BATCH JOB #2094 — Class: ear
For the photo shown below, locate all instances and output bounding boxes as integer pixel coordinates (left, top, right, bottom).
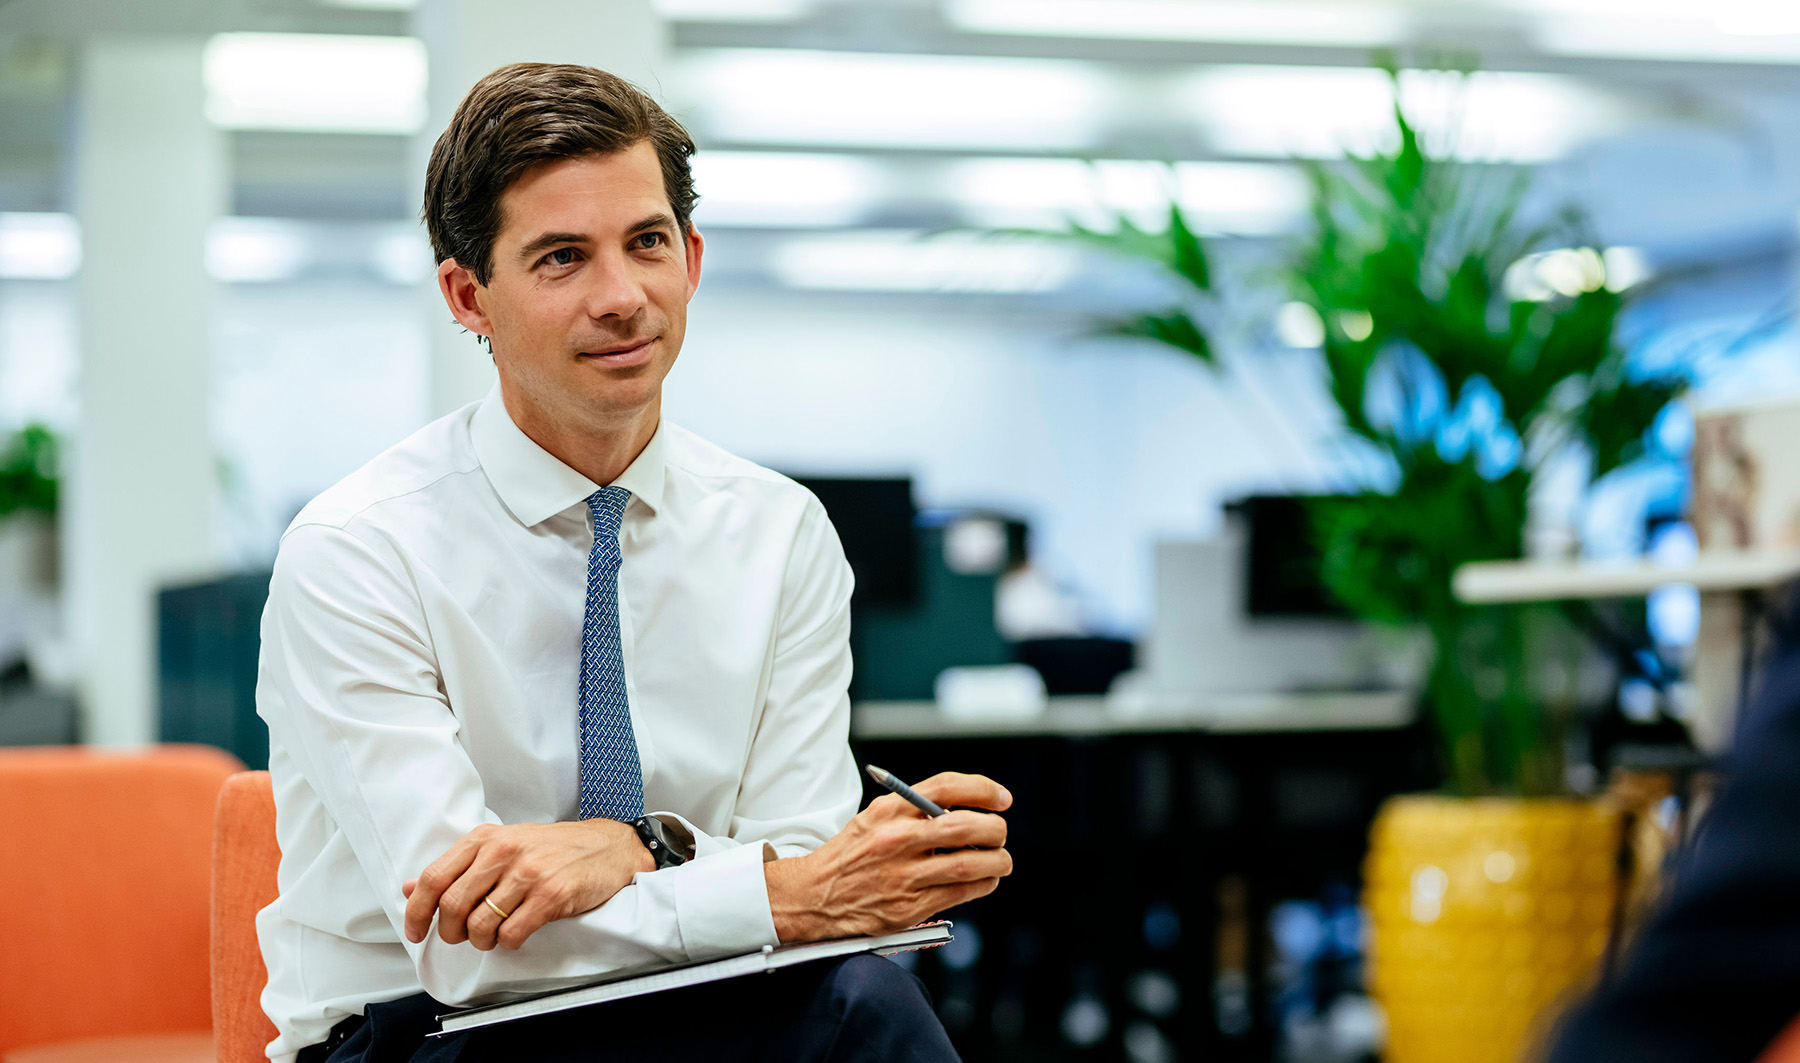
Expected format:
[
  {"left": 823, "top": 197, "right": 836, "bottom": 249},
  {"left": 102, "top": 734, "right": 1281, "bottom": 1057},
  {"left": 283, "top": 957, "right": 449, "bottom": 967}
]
[
  {"left": 683, "top": 226, "right": 705, "bottom": 301},
  {"left": 437, "top": 259, "right": 494, "bottom": 339}
]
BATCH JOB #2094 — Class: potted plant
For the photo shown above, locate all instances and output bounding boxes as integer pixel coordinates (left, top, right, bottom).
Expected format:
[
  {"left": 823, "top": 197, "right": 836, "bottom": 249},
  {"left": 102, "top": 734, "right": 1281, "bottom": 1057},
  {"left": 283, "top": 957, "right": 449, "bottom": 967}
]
[
  {"left": 0, "top": 423, "right": 60, "bottom": 595},
  {"left": 1065, "top": 70, "right": 1683, "bottom": 1062}
]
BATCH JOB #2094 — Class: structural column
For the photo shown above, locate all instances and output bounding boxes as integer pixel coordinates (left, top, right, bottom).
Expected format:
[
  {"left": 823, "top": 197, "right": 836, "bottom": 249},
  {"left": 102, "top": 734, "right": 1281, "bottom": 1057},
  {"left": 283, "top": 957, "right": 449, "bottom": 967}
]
[
  {"left": 411, "top": 0, "right": 668, "bottom": 418},
  {"left": 68, "top": 37, "right": 224, "bottom": 745}
]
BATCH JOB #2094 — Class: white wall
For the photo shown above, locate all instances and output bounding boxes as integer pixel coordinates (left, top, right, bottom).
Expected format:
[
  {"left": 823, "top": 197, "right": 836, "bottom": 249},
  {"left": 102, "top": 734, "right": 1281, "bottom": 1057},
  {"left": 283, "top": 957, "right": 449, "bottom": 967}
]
[
  {"left": 669, "top": 289, "right": 1354, "bottom": 632},
  {"left": 213, "top": 281, "right": 430, "bottom": 563}
]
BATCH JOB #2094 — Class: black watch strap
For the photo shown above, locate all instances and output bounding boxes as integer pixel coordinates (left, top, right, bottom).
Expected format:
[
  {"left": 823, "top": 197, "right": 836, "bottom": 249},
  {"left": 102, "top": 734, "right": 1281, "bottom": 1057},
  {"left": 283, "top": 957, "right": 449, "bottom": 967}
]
[{"left": 633, "top": 815, "right": 692, "bottom": 870}]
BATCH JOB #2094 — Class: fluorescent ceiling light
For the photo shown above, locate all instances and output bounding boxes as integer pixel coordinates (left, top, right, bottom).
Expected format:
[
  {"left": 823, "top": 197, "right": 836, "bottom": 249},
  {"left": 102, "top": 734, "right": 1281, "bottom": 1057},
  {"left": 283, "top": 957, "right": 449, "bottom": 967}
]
[
  {"left": 1538, "top": 20, "right": 1800, "bottom": 62},
  {"left": 1718, "top": 14, "right": 1800, "bottom": 36},
  {"left": 676, "top": 49, "right": 1110, "bottom": 151},
  {"left": 653, "top": 0, "right": 816, "bottom": 20},
  {"left": 946, "top": 0, "right": 1406, "bottom": 47},
  {"left": 690, "top": 152, "right": 888, "bottom": 227},
  {"left": 1179, "top": 66, "right": 1627, "bottom": 162},
  {"left": 770, "top": 231, "right": 1076, "bottom": 293},
  {"left": 0, "top": 213, "right": 80, "bottom": 280},
  {"left": 203, "top": 33, "right": 428, "bottom": 134},
  {"left": 1515, "top": 0, "right": 1799, "bottom": 31},
  {"left": 944, "top": 157, "right": 1308, "bottom": 235},
  {"left": 1520, "top": 0, "right": 1800, "bottom": 61},
  {"left": 314, "top": 0, "right": 418, "bottom": 9},
  {"left": 207, "top": 218, "right": 311, "bottom": 283}
]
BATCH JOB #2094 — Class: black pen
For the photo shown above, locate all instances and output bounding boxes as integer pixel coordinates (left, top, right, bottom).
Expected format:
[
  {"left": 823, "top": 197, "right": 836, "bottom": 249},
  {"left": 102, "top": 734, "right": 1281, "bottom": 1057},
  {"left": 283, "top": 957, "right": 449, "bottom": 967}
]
[{"left": 864, "top": 764, "right": 947, "bottom": 817}]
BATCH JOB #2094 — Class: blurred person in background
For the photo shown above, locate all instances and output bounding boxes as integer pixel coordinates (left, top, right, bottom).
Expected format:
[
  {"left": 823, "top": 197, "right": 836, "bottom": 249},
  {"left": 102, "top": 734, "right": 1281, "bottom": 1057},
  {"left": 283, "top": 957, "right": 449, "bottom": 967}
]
[
  {"left": 254, "top": 62, "right": 1011, "bottom": 1063},
  {"left": 1548, "top": 584, "right": 1800, "bottom": 1062}
]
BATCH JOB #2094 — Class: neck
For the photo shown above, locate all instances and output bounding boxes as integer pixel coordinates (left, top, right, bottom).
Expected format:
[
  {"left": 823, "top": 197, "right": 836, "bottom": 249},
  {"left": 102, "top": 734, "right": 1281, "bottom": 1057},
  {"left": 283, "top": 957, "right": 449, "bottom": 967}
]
[{"left": 500, "top": 388, "right": 660, "bottom": 487}]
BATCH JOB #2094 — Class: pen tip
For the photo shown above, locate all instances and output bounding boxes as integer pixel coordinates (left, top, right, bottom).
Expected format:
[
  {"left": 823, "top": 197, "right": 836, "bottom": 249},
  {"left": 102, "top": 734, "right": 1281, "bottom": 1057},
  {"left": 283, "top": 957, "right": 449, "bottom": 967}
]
[{"left": 864, "top": 763, "right": 888, "bottom": 783}]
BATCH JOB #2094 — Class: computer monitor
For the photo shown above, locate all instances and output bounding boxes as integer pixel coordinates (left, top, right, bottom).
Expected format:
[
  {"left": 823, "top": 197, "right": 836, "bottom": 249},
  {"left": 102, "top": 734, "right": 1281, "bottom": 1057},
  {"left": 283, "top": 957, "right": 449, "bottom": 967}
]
[
  {"left": 1228, "top": 495, "right": 1350, "bottom": 619},
  {"left": 789, "top": 476, "right": 919, "bottom": 609}
]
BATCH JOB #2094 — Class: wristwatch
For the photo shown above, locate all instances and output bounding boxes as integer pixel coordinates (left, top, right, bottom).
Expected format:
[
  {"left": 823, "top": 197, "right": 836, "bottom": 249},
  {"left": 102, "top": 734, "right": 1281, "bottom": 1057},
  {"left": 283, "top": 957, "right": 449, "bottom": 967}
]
[{"left": 632, "top": 814, "right": 694, "bottom": 870}]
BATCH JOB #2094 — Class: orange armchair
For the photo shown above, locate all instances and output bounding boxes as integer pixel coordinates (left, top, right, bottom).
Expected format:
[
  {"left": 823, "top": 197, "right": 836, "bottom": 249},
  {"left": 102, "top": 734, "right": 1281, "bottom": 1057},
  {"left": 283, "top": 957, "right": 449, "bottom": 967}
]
[
  {"left": 0, "top": 744, "right": 241, "bottom": 1063},
  {"left": 1761, "top": 1016, "right": 1800, "bottom": 1063},
  {"left": 210, "top": 772, "right": 280, "bottom": 1063}
]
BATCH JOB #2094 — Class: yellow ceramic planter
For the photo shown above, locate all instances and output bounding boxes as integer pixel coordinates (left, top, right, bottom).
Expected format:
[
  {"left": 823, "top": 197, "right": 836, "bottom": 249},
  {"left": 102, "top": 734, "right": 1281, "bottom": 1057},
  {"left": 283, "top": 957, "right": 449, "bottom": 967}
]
[{"left": 1365, "top": 796, "right": 1621, "bottom": 1063}]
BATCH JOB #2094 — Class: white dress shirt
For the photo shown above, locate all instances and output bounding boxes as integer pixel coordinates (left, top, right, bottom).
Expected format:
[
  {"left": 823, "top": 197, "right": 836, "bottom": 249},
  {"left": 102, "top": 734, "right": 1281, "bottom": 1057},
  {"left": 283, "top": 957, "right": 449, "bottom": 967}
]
[{"left": 254, "top": 391, "right": 861, "bottom": 1062}]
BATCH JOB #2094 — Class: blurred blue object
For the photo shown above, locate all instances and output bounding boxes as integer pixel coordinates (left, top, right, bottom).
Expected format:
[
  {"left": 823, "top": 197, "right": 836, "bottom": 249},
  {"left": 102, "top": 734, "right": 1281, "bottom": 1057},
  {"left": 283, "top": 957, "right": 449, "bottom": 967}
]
[
  {"left": 1648, "top": 583, "right": 1701, "bottom": 648},
  {"left": 1583, "top": 461, "right": 1688, "bottom": 560},
  {"left": 1271, "top": 900, "right": 1327, "bottom": 965},
  {"left": 1619, "top": 677, "right": 1661, "bottom": 723},
  {"left": 1648, "top": 521, "right": 1701, "bottom": 567},
  {"left": 1363, "top": 340, "right": 1447, "bottom": 447},
  {"left": 1141, "top": 901, "right": 1180, "bottom": 952},
  {"left": 938, "top": 919, "right": 982, "bottom": 972},
  {"left": 1651, "top": 402, "right": 1696, "bottom": 460}
]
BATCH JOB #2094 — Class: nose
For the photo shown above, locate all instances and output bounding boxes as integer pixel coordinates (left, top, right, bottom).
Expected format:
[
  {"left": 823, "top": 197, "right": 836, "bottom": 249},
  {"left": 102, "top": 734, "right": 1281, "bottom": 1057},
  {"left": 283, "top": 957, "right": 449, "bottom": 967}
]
[{"left": 580, "top": 247, "right": 648, "bottom": 322}]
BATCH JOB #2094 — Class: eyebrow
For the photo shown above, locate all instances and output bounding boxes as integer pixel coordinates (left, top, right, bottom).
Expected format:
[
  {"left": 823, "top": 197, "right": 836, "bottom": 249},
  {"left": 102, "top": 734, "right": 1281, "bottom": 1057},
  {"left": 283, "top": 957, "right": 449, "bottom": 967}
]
[
  {"left": 627, "top": 212, "right": 677, "bottom": 237},
  {"left": 515, "top": 213, "right": 679, "bottom": 264},
  {"left": 516, "top": 231, "right": 589, "bottom": 263}
]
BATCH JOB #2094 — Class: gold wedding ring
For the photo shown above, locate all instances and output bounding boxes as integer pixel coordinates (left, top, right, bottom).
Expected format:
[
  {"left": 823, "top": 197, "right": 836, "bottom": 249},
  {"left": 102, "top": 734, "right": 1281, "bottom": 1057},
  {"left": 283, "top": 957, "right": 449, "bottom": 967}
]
[{"left": 483, "top": 896, "right": 512, "bottom": 920}]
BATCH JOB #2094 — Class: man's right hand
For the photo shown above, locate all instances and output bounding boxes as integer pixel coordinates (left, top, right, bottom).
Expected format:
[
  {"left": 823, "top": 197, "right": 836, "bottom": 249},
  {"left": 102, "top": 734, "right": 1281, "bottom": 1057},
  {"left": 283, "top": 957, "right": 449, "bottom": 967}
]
[
  {"left": 402, "top": 818, "right": 653, "bottom": 952},
  {"left": 764, "top": 772, "right": 1013, "bottom": 943}
]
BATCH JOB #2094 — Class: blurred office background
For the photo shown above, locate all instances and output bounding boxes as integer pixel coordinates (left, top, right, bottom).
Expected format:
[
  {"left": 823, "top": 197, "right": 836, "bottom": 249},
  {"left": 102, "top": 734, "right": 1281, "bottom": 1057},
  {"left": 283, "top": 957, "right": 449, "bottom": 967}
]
[{"left": 5, "top": 0, "right": 1800, "bottom": 1061}]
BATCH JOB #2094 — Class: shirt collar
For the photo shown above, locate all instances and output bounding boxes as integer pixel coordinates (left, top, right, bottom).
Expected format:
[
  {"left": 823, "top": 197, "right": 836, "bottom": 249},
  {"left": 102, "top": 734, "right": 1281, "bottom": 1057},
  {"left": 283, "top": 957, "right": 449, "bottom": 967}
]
[{"left": 471, "top": 387, "right": 666, "bottom": 527}]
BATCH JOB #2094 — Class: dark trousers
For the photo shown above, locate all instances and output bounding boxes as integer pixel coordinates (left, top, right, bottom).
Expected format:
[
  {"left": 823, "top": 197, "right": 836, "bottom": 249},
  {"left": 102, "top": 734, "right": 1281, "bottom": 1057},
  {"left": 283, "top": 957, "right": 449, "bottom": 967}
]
[{"left": 298, "top": 955, "right": 960, "bottom": 1063}]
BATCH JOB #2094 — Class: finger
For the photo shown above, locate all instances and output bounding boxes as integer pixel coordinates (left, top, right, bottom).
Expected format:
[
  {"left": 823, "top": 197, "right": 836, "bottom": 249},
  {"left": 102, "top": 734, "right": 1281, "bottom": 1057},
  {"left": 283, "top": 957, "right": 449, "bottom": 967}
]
[
  {"left": 913, "top": 877, "right": 1003, "bottom": 922},
  {"left": 436, "top": 854, "right": 507, "bottom": 946},
  {"left": 405, "top": 840, "right": 480, "bottom": 944},
  {"left": 923, "top": 809, "right": 1007, "bottom": 850},
  {"left": 402, "top": 879, "right": 417, "bottom": 899},
  {"left": 466, "top": 881, "right": 525, "bottom": 952},
  {"left": 465, "top": 897, "right": 498, "bottom": 951},
  {"left": 496, "top": 893, "right": 557, "bottom": 952},
  {"left": 912, "top": 847, "right": 1013, "bottom": 889},
  {"left": 910, "top": 772, "right": 1012, "bottom": 812}
]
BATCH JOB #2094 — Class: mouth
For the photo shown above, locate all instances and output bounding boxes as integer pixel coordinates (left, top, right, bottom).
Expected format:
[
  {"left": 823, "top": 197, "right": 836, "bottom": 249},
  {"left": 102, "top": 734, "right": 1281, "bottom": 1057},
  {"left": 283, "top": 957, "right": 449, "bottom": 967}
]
[{"left": 579, "top": 338, "right": 655, "bottom": 367}]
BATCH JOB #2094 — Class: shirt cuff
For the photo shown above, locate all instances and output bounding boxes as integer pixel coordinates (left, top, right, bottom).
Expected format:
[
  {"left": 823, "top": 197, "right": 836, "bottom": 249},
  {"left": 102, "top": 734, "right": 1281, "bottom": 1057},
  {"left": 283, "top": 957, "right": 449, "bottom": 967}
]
[{"left": 655, "top": 837, "right": 779, "bottom": 961}]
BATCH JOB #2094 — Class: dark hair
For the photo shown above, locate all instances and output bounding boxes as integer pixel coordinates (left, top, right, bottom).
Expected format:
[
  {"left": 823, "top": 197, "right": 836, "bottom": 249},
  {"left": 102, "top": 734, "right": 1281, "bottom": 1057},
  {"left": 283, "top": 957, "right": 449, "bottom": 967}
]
[{"left": 423, "top": 62, "right": 698, "bottom": 286}]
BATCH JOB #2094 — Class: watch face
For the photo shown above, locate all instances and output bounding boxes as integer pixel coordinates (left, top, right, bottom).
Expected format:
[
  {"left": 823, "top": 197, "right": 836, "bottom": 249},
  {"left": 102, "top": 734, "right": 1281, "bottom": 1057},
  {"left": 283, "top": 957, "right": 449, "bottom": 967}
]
[{"left": 637, "top": 817, "right": 687, "bottom": 868}]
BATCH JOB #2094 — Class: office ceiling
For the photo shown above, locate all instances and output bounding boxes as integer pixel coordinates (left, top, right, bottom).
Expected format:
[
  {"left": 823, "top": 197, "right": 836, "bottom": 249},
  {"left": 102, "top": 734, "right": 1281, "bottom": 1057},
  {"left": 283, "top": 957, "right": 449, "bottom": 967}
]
[{"left": 2, "top": 0, "right": 1799, "bottom": 282}]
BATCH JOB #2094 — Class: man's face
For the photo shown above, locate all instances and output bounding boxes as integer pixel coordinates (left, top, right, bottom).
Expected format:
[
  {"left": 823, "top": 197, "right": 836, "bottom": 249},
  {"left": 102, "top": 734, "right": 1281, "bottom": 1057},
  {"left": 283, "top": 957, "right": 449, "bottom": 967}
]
[{"left": 459, "top": 141, "right": 703, "bottom": 436}]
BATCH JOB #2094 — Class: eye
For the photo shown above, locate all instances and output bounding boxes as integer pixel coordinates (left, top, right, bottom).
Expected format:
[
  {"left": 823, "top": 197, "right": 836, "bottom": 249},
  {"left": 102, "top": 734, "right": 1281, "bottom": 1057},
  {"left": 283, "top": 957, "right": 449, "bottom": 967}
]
[
  {"left": 632, "top": 231, "right": 667, "bottom": 250},
  {"left": 542, "top": 247, "right": 579, "bottom": 268}
]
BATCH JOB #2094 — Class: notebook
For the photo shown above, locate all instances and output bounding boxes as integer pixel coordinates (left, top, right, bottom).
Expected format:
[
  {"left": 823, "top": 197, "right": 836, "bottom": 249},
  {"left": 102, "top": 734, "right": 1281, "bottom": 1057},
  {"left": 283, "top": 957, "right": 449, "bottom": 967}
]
[{"left": 433, "top": 922, "right": 954, "bottom": 1034}]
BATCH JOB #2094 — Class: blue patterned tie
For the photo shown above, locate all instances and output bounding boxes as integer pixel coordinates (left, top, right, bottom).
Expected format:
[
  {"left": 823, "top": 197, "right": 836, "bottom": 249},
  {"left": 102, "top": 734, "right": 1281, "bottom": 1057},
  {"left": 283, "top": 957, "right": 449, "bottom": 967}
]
[{"left": 578, "top": 486, "right": 643, "bottom": 821}]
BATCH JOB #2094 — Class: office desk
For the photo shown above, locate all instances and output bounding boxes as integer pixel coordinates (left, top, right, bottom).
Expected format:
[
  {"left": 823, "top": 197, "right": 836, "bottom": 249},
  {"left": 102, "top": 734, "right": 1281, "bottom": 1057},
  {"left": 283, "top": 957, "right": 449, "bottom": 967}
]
[
  {"left": 853, "top": 690, "right": 1414, "bottom": 740},
  {"left": 850, "top": 693, "right": 1430, "bottom": 1063}
]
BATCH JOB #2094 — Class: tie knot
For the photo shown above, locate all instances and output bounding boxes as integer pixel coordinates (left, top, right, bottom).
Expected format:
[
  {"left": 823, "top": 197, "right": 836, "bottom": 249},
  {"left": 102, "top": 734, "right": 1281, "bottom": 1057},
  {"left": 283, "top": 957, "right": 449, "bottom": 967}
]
[{"left": 586, "top": 486, "right": 632, "bottom": 540}]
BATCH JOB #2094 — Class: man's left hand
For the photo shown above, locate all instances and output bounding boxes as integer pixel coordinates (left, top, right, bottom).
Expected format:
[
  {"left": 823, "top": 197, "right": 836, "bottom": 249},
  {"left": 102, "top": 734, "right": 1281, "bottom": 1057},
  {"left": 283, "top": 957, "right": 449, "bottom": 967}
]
[{"left": 401, "top": 819, "right": 653, "bottom": 951}]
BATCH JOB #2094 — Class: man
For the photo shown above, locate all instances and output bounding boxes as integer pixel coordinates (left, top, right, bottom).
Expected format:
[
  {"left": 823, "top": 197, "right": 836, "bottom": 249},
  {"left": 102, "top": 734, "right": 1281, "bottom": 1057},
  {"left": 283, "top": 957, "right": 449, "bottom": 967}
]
[
  {"left": 255, "top": 62, "right": 1012, "bottom": 1063},
  {"left": 1546, "top": 584, "right": 1800, "bottom": 1062}
]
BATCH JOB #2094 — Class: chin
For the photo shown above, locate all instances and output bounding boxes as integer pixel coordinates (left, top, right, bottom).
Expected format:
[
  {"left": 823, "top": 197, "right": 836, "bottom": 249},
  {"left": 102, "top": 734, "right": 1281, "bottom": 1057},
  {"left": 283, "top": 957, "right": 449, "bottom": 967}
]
[{"left": 572, "top": 381, "right": 660, "bottom": 421}]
